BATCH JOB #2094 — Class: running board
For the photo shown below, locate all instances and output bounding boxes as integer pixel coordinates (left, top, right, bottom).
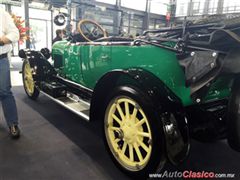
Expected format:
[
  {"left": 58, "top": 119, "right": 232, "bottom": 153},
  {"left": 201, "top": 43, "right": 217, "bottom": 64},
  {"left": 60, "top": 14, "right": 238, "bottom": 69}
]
[{"left": 41, "top": 91, "right": 90, "bottom": 121}]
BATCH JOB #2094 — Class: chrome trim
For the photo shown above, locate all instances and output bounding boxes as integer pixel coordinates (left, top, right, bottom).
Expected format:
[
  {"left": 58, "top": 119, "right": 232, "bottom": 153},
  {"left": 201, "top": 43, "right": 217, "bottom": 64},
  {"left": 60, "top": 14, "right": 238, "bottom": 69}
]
[
  {"left": 41, "top": 91, "right": 90, "bottom": 121},
  {"left": 67, "top": 92, "right": 90, "bottom": 106},
  {"left": 71, "top": 41, "right": 132, "bottom": 46}
]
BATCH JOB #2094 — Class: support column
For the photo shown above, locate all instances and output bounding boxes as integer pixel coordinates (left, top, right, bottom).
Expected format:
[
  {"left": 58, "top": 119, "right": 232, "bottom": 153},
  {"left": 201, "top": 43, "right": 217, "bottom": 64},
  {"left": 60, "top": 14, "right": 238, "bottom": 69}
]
[
  {"left": 23, "top": 0, "right": 30, "bottom": 48},
  {"left": 143, "top": 0, "right": 150, "bottom": 31},
  {"left": 203, "top": 0, "right": 210, "bottom": 15},
  {"left": 187, "top": 0, "right": 193, "bottom": 16},
  {"left": 217, "top": 0, "right": 224, "bottom": 14},
  {"left": 77, "top": 6, "right": 83, "bottom": 20},
  {"left": 5, "top": 4, "right": 11, "bottom": 13},
  {"left": 169, "top": 0, "right": 176, "bottom": 26},
  {"left": 51, "top": 9, "right": 54, "bottom": 43},
  {"left": 113, "top": 0, "right": 122, "bottom": 35},
  {"left": 66, "top": 0, "right": 72, "bottom": 37}
]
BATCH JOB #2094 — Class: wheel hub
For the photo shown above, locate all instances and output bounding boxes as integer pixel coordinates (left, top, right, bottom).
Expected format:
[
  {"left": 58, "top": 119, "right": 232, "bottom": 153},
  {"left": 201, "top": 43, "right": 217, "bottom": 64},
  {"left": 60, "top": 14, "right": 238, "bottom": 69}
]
[{"left": 122, "top": 122, "right": 138, "bottom": 144}]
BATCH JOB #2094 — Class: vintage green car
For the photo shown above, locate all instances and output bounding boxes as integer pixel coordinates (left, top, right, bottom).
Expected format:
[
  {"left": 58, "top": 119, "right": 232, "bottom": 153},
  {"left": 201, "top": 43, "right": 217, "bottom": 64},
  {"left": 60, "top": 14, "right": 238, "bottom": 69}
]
[{"left": 19, "top": 17, "right": 240, "bottom": 178}]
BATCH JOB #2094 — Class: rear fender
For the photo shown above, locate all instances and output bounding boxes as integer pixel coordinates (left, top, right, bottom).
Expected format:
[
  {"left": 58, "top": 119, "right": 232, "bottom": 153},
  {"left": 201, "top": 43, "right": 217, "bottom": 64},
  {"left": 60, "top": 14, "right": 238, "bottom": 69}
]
[{"left": 91, "top": 69, "right": 190, "bottom": 165}]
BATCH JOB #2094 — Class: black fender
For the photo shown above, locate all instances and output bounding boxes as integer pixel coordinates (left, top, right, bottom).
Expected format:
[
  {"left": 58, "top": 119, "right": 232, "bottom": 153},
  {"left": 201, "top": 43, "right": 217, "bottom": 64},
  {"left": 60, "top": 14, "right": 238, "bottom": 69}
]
[
  {"left": 90, "top": 68, "right": 190, "bottom": 165},
  {"left": 19, "top": 49, "right": 56, "bottom": 82},
  {"left": 227, "top": 76, "right": 240, "bottom": 151}
]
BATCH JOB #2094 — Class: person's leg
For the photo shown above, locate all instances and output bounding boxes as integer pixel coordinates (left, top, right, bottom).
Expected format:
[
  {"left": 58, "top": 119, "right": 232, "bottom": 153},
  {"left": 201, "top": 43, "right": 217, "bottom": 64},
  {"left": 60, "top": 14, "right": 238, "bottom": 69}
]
[{"left": 0, "top": 57, "right": 19, "bottom": 128}]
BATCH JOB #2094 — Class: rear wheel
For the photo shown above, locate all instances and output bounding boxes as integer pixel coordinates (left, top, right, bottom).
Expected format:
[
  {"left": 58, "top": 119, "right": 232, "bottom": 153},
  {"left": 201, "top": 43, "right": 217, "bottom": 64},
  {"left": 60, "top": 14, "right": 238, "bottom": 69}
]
[
  {"left": 22, "top": 60, "right": 40, "bottom": 100},
  {"left": 103, "top": 86, "right": 165, "bottom": 178}
]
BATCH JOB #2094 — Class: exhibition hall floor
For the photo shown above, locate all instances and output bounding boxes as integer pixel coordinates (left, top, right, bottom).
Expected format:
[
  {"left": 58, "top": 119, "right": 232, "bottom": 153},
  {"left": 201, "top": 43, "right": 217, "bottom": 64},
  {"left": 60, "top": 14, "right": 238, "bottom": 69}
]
[{"left": 0, "top": 57, "right": 239, "bottom": 179}]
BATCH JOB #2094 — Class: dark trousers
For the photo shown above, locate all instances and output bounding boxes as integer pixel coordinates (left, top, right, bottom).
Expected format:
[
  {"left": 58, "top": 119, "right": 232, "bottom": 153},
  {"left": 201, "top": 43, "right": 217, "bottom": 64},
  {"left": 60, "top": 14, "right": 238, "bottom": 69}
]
[{"left": 0, "top": 57, "right": 18, "bottom": 126}]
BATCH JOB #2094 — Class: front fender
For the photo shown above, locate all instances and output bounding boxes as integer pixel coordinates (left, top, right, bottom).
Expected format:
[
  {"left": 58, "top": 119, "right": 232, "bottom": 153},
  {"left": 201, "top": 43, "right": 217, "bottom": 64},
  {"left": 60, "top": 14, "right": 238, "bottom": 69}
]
[
  {"left": 91, "top": 68, "right": 190, "bottom": 165},
  {"left": 19, "top": 49, "right": 56, "bottom": 82}
]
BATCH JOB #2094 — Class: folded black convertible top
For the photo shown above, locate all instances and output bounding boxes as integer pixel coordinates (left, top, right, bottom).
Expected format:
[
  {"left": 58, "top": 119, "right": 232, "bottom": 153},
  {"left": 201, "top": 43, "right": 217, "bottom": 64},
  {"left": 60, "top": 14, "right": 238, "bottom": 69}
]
[{"left": 143, "top": 14, "right": 240, "bottom": 101}]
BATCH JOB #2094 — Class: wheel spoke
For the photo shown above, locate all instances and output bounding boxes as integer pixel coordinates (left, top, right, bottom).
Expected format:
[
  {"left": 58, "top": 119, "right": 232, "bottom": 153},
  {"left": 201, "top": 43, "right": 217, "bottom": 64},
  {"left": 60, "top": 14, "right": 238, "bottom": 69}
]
[
  {"left": 124, "top": 101, "right": 130, "bottom": 119},
  {"left": 137, "top": 138, "right": 150, "bottom": 152},
  {"left": 121, "top": 141, "right": 127, "bottom": 154},
  {"left": 114, "top": 138, "right": 121, "bottom": 144},
  {"left": 116, "top": 104, "right": 125, "bottom": 121},
  {"left": 135, "top": 118, "right": 146, "bottom": 127},
  {"left": 25, "top": 72, "right": 30, "bottom": 77},
  {"left": 133, "top": 143, "right": 143, "bottom": 162},
  {"left": 25, "top": 78, "right": 33, "bottom": 83},
  {"left": 112, "top": 114, "right": 122, "bottom": 126},
  {"left": 24, "top": 71, "right": 29, "bottom": 76},
  {"left": 109, "top": 126, "right": 120, "bottom": 131},
  {"left": 137, "top": 131, "right": 151, "bottom": 138},
  {"left": 128, "top": 144, "right": 134, "bottom": 162},
  {"left": 131, "top": 107, "right": 138, "bottom": 122},
  {"left": 24, "top": 75, "right": 29, "bottom": 79}
]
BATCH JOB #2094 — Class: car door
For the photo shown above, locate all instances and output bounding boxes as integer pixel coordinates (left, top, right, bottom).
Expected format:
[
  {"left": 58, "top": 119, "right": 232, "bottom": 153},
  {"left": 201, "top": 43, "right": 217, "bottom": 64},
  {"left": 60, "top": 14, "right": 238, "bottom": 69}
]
[
  {"left": 80, "top": 44, "right": 112, "bottom": 89},
  {"left": 63, "top": 44, "right": 84, "bottom": 84}
]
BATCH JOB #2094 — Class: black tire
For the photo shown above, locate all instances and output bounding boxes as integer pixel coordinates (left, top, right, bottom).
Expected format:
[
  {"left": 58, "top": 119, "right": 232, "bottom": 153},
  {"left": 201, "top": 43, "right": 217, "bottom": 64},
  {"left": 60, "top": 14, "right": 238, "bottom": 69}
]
[
  {"left": 103, "top": 86, "right": 166, "bottom": 179},
  {"left": 22, "top": 60, "right": 40, "bottom": 100}
]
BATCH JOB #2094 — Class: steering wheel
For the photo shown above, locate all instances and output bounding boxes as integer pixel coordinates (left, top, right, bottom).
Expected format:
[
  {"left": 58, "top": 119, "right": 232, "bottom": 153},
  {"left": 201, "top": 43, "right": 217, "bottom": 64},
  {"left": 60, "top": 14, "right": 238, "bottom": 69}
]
[{"left": 77, "top": 19, "right": 107, "bottom": 42}]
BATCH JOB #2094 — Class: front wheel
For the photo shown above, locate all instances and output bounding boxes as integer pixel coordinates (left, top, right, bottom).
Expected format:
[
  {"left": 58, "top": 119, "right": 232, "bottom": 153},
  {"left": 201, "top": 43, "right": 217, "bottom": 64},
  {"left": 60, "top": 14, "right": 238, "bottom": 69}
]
[
  {"left": 22, "top": 60, "right": 40, "bottom": 100},
  {"left": 103, "top": 86, "right": 165, "bottom": 178}
]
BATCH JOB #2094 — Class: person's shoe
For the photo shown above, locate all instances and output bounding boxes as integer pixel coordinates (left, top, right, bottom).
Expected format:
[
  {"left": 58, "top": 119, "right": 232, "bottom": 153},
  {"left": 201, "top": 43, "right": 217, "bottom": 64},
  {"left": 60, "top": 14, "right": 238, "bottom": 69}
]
[{"left": 9, "top": 124, "right": 20, "bottom": 139}]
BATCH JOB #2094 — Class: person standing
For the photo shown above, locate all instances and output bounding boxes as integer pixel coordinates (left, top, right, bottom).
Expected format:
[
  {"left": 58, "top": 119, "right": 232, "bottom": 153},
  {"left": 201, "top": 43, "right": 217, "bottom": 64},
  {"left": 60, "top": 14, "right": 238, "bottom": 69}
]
[
  {"left": 0, "top": 8, "right": 20, "bottom": 138},
  {"left": 52, "top": 29, "right": 64, "bottom": 44}
]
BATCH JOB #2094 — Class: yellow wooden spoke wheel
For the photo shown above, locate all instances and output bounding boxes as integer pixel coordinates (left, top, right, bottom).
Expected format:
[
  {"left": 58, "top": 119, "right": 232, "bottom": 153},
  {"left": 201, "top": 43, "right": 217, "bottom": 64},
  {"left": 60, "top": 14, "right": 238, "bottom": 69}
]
[
  {"left": 105, "top": 96, "right": 152, "bottom": 171},
  {"left": 104, "top": 86, "right": 166, "bottom": 177},
  {"left": 22, "top": 60, "right": 39, "bottom": 100},
  {"left": 23, "top": 61, "right": 34, "bottom": 95}
]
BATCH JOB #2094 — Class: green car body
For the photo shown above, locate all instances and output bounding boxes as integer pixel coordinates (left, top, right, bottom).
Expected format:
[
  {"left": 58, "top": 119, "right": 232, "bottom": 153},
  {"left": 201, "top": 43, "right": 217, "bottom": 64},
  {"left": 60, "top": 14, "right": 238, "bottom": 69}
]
[{"left": 52, "top": 41, "right": 233, "bottom": 107}]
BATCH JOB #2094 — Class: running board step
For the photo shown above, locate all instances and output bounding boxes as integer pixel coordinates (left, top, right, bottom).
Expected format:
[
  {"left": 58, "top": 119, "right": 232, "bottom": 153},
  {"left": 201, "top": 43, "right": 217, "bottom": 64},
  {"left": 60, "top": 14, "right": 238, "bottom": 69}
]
[{"left": 41, "top": 91, "right": 90, "bottom": 121}]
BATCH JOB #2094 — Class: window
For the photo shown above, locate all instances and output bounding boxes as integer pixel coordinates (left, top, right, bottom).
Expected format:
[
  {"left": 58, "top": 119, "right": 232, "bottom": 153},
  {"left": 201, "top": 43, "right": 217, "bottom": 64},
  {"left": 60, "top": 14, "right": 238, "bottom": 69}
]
[
  {"left": 208, "top": 0, "right": 218, "bottom": 14},
  {"left": 102, "top": 25, "right": 114, "bottom": 34},
  {"left": 155, "top": 19, "right": 165, "bottom": 29},
  {"left": 122, "top": 13, "right": 130, "bottom": 26},
  {"left": 192, "top": 1, "right": 200, "bottom": 14},
  {"left": 29, "top": 8, "right": 51, "bottom": 20},
  {"left": 96, "top": 0, "right": 116, "bottom": 5},
  {"left": 11, "top": 6, "right": 24, "bottom": 17},
  {"left": 82, "top": 6, "right": 115, "bottom": 26},
  {"left": 176, "top": 0, "right": 189, "bottom": 16},
  {"left": 149, "top": 19, "right": 155, "bottom": 29},
  {"left": 11, "top": 5, "right": 52, "bottom": 52},
  {"left": 150, "top": 0, "right": 169, "bottom": 15},
  {"left": 121, "top": 0, "right": 147, "bottom": 11},
  {"left": 130, "top": 28, "right": 142, "bottom": 36},
  {"left": 223, "top": 0, "right": 240, "bottom": 13},
  {"left": 0, "top": 4, "right": 5, "bottom": 10},
  {"left": 130, "top": 17, "right": 143, "bottom": 28}
]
